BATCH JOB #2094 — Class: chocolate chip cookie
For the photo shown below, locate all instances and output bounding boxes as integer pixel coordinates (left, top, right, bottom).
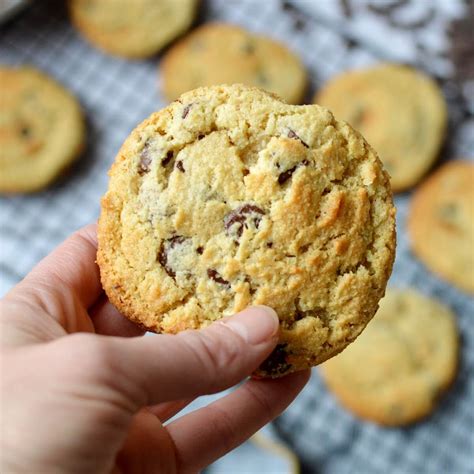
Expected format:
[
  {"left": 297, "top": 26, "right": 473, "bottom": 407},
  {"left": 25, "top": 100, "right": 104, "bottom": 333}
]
[
  {"left": 69, "top": 0, "right": 197, "bottom": 58},
  {"left": 315, "top": 64, "right": 447, "bottom": 192},
  {"left": 321, "top": 289, "right": 459, "bottom": 426},
  {"left": 408, "top": 160, "right": 474, "bottom": 293},
  {"left": 0, "top": 66, "right": 85, "bottom": 193},
  {"left": 161, "top": 23, "right": 308, "bottom": 104},
  {"left": 97, "top": 84, "right": 396, "bottom": 377}
]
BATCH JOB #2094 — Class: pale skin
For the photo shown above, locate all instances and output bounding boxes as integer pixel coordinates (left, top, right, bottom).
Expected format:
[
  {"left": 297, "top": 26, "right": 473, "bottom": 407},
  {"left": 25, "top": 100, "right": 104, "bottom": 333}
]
[{"left": 0, "top": 224, "right": 309, "bottom": 473}]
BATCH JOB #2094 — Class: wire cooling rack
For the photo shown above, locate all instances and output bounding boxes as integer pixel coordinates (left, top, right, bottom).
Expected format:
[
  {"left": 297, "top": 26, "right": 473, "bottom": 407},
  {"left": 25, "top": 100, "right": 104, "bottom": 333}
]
[{"left": 1, "top": 1, "right": 473, "bottom": 473}]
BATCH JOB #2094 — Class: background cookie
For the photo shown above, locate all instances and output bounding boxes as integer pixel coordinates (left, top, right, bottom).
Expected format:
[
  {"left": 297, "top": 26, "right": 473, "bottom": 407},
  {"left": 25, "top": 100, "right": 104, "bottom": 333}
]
[
  {"left": 321, "top": 289, "right": 459, "bottom": 426},
  {"left": 161, "top": 23, "right": 307, "bottom": 104},
  {"left": 408, "top": 161, "right": 474, "bottom": 293},
  {"left": 315, "top": 64, "right": 447, "bottom": 192},
  {"left": 97, "top": 84, "right": 396, "bottom": 378},
  {"left": 0, "top": 66, "right": 85, "bottom": 193},
  {"left": 69, "top": 0, "right": 197, "bottom": 58}
]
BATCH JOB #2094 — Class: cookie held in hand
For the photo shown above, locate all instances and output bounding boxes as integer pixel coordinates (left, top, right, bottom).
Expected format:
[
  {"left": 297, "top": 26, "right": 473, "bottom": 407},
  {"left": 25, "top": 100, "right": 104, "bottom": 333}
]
[{"left": 97, "top": 84, "right": 396, "bottom": 377}]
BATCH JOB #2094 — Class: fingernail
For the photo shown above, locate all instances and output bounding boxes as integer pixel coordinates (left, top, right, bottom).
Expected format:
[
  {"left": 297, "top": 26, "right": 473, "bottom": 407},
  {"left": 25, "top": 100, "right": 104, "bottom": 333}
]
[{"left": 224, "top": 306, "right": 279, "bottom": 345}]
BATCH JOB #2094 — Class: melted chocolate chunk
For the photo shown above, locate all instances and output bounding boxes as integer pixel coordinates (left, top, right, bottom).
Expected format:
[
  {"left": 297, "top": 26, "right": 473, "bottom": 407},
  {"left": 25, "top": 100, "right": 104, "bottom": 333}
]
[
  {"left": 182, "top": 104, "right": 192, "bottom": 119},
  {"left": 259, "top": 344, "right": 292, "bottom": 376},
  {"left": 207, "top": 269, "right": 230, "bottom": 288},
  {"left": 176, "top": 160, "right": 185, "bottom": 172},
  {"left": 196, "top": 246, "right": 204, "bottom": 255},
  {"left": 224, "top": 204, "right": 265, "bottom": 240},
  {"left": 278, "top": 166, "right": 297, "bottom": 185},
  {"left": 158, "top": 236, "right": 186, "bottom": 278},
  {"left": 277, "top": 160, "right": 309, "bottom": 185},
  {"left": 243, "top": 275, "right": 256, "bottom": 295},
  {"left": 161, "top": 150, "right": 174, "bottom": 167},
  {"left": 287, "top": 128, "right": 309, "bottom": 148},
  {"left": 138, "top": 143, "right": 152, "bottom": 175}
]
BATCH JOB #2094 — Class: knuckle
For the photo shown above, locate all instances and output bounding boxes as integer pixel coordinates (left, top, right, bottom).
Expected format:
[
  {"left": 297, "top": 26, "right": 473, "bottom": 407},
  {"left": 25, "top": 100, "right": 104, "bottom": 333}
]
[
  {"left": 244, "top": 383, "right": 276, "bottom": 420},
  {"left": 182, "top": 326, "right": 244, "bottom": 389},
  {"left": 204, "top": 404, "right": 237, "bottom": 454},
  {"left": 60, "top": 334, "right": 115, "bottom": 381}
]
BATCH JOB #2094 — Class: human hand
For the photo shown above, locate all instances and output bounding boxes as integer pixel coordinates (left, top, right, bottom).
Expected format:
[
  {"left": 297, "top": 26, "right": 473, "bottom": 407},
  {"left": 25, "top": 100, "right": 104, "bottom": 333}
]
[{"left": 0, "top": 224, "right": 309, "bottom": 473}]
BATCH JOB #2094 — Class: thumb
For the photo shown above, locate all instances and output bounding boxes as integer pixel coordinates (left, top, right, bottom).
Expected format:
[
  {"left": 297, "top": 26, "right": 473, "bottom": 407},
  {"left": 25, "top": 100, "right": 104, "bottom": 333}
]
[{"left": 76, "top": 306, "right": 280, "bottom": 407}]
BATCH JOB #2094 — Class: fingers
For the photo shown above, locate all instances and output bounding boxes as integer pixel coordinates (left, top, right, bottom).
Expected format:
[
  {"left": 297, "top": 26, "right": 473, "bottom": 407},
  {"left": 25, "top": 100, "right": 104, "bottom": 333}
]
[
  {"left": 89, "top": 296, "right": 145, "bottom": 338},
  {"left": 116, "top": 410, "right": 175, "bottom": 474},
  {"left": 168, "top": 370, "right": 310, "bottom": 472},
  {"left": 90, "top": 306, "right": 280, "bottom": 407},
  {"left": 6, "top": 224, "right": 102, "bottom": 330},
  {"left": 147, "top": 399, "right": 194, "bottom": 423}
]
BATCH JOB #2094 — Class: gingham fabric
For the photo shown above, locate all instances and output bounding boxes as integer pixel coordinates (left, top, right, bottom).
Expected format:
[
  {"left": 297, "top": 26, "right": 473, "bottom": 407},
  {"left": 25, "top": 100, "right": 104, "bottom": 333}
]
[{"left": 1, "top": 1, "right": 473, "bottom": 473}]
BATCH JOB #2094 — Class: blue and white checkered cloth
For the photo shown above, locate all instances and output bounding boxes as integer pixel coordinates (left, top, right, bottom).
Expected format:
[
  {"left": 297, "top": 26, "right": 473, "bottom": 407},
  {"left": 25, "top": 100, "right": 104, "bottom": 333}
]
[{"left": 1, "top": 1, "right": 473, "bottom": 472}]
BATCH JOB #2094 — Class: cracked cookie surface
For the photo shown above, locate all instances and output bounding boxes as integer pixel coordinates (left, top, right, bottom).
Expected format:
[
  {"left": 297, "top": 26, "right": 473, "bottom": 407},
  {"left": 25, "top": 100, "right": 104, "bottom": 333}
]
[
  {"left": 161, "top": 23, "right": 307, "bottom": 104},
  {"left": 321, "top": 289, "right": 459, "bottom": 425},
  {"left": 69, "top": 0, "right": 197, "bottom": 58},
  {"left": 408, "top": 160, "right": 474, "bottom": 293},
  {"left": 315, "top": 64, "right": 447, "bottom": 192},
  {"left": 98, "top": 84, "right": 396, "bottom": 377},
  {"left": 0, "top": 66, "right": 85, "bottom": 193}
]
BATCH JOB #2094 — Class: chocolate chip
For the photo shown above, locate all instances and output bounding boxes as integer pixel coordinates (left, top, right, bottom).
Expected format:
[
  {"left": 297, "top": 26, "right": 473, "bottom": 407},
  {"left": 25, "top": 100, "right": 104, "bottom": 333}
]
[
  {"left": 242, "top": 39, "right": 256, "bottom": 54},
  {"left": 438, "top": 203, "right": 459, "bottom": 227},
  {"left": 266, "top": 242, "right": 273, "bottom": 248},
  {"left": 161, "top": 150, "right": 174, "bottom": 167},
  {"left": 20, "top": 126, "right": 30, "bottom": 138},
  {"left": 256, "top": 70, "right": 269, "bottom": 86},
  {"left": 182, "top": 104, "right": 192, "bottom": 119},
  {"left": 244, "top": 275, "right": 256, "bottom": 295},
  {"left": 277, "top": 159, "right": 309, "bottom": 185},
  {"left": 224, "top": 204, "right": 265, "bottom": 240},
  {"left": 196, "top": 246, "right": 204, "bottom": 255},
  {"left": 138, "top": 143, "right": 152, "bottom": 175},
  {"left": 287, "top": 128, "right": 309, "bottom": 148},
  {"left": 176, "top": 160, "right": 185, "bottom": 172},
  {"left": 300, "top": 244, "right": 310, "bottom": 253},
  {"left": 242, "top": 168, "right": 250, "bottom": 176},
  {"left": 158, "top": 236, "right": 186, "bottom": 278},
  {"left": 278, "top": 166, "right": 297, "bottom": 185},
  {"left": 207, "top": 268, "right": 230, "bottom": 288},
  {"left": 259, "top": 344, "right": 292, "bottom": 376}
]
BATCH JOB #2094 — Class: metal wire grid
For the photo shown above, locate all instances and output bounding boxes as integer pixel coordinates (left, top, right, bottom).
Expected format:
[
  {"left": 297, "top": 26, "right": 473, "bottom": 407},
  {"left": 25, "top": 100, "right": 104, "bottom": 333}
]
[{"left": 0, "top": 1, "right": 473, "bottom": 472}]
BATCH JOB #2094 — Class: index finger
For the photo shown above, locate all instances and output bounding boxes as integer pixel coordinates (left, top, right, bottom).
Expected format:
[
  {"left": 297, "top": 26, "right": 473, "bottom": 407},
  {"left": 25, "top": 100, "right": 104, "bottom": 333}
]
[{"left": 8, "top": 223, "right": 102, "bottom": 310}]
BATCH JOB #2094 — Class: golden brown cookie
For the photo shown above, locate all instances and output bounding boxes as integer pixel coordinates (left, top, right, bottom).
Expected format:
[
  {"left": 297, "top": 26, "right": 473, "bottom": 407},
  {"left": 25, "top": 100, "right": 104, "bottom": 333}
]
[
  {"left": 315, "top": 64, "right": 447, "bottom": 192},
  {"left": 161, "top": 23, "right": 308, "bottom": 104},
  {"left": 69, "top": 0, "right": 197, "bottom": 58},
  {"left": 321, "top": 289, "right": 459, "bottom": 426},
  {"left": 97, "top": 84, "right": 396, "bottom": 377},
  {"left": 408, "top": 160, "right": 474, "bottom": 293},
  {"left": 0, "top": 66, "right": 85, "bottom": 193}
]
